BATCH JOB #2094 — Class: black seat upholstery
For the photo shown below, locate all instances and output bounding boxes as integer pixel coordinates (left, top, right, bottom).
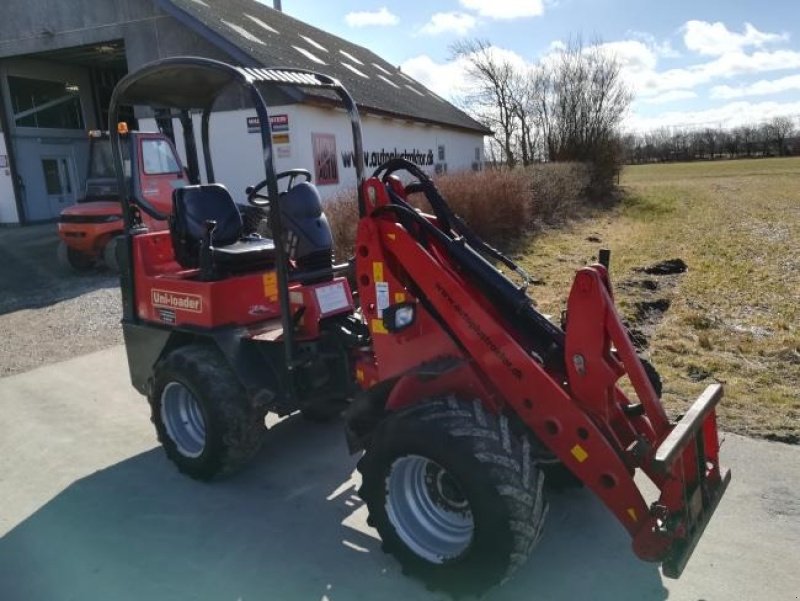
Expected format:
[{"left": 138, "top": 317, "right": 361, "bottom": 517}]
[{"left": 170, "top": 184, "right": 275, "bottom": 277}]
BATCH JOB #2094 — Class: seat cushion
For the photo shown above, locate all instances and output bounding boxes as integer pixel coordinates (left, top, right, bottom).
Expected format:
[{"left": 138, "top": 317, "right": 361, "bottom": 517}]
[{"left": 211, "top": 236, "right": 276, "bottom": 273}]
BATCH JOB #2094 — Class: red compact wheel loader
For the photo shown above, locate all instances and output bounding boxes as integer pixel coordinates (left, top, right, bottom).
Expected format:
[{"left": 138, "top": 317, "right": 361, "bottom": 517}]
[
  {"left": 114, "top": 57, "right": 729, "bottom": 595},
  {"left": 57, "top": 128, "right": 185, "bottom": 272}
]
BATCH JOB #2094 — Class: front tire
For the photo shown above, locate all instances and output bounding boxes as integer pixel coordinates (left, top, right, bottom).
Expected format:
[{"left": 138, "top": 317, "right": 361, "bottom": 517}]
[
  {"left": 57, "top": 241, "right": 95, "bottom": 272},
  {"left": 149, "top": 345, "right": 265, "bottom": 480},
  {"left": 357, "top": 397, "right": 548, "bottom": 596}
]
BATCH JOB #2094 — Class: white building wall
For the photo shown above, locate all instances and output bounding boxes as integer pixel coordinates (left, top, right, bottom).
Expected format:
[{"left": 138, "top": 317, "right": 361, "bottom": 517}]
[
  {"left": 0, "top": 135, "right": 19, "bottom": 224},
  {"left": 146, "top": 104, "right": 484, "bottom": 203}
]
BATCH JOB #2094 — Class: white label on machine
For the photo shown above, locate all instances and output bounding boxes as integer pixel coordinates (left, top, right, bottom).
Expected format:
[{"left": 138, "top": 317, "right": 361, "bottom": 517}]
[
  {"left": 375, "top": 282, "right": 390, "bottom": 317},
  {"left": 315, "top": 281, "right": 350, "bottom": 315}
]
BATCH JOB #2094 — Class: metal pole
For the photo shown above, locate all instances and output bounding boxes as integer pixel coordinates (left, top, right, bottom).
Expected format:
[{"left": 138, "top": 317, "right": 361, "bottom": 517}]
[{"left": 273, "top": 0, "right": 282, "bottom": 11}]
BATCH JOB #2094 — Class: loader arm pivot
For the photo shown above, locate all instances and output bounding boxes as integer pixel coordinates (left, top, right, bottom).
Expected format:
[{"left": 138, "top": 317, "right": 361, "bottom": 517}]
[{"left": 353, "top": 169, "right": 729, "bottom": 578}]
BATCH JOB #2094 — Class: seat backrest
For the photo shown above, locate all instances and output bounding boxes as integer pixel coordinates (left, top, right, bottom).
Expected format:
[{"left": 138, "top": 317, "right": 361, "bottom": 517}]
[
  {"left": 170, "top": 184, "right": 242, "bottom": 268},
  {"left": 280, "top": 182, "right": 333, "bottom": 271}
]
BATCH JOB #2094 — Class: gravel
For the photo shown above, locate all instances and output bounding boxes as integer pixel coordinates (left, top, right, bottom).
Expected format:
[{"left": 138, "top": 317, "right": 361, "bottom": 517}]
[{"left": 0, "top": 224, "right": 123, "bottom": 377}]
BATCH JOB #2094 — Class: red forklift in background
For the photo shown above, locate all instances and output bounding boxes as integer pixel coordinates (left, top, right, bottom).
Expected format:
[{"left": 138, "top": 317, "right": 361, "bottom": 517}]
[
  {"left": 112, "top": 57, "right": 730, "bottom": 595},
  {"left": 56, "top": 126, "right": 186, "bottom": 272}
]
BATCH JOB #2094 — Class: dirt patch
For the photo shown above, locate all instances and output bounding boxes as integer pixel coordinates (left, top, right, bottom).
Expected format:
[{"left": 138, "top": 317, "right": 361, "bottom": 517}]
[
  {"left": 634, "top": 298, "right": 671, "bottom": 322},
  {"left": 636, "top": 258, "right": 688, "bottom": 275},
  {"left": 619, "top": 259, "right": 687, "bottom": 351}
]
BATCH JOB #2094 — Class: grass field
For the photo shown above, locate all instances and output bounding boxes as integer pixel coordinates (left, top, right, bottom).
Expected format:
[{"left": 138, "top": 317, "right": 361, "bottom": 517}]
[{"left": 517, "top": 157, "right": 800, "bottom": 443}]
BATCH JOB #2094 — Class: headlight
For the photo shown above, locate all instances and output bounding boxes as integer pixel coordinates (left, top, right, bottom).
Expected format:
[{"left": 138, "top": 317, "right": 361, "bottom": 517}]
[{"left": 383, "top": 302, "right": 417, "bottom": 333}]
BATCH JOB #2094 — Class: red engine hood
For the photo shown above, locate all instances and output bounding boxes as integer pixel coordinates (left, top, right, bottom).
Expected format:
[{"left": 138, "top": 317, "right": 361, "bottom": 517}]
[{"left": 60, "top": 201, "right": 122, "bottom": 218}]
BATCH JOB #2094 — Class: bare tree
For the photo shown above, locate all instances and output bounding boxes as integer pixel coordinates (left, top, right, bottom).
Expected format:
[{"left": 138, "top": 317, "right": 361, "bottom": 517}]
[
  {"left": 452, "top": 39, "right": 522, "bottom": 168},
  {"left": 531, "top": 38, "right": 633, "bottom": 193},
  {"left": 765, "top": 116, "right": 795, "bottom": 156}
]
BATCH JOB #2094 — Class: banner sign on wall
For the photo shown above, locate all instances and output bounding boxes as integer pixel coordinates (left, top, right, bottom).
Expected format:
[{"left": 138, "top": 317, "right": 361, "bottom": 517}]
[
  {"left": 247, "top": 114, "right": 290, "bottom": 134},
  {"left": 312, "top": 133, "right": 339, "bottom": 185},
  {"left": 270, "top": 114, "right": 289, "bottom": 132}
]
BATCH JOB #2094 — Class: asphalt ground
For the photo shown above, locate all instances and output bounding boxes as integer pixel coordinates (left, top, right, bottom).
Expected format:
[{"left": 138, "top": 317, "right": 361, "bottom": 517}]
[{"left": 1, "top": 345, "right": 798, "bottom": 601}]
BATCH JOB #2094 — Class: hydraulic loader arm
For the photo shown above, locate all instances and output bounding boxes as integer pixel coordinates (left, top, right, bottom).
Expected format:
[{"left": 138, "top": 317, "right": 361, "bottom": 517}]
[
  {"left": 355, "top": 176, "right": 729, "bottom": 576},
  {"left": 564, "top": 265, "right": 730, "bottom": 576}
]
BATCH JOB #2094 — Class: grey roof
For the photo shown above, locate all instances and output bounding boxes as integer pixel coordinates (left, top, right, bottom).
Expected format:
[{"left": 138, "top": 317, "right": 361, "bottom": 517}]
[{"left": 158, "top": 0, "right": 489, "bottom": 135}]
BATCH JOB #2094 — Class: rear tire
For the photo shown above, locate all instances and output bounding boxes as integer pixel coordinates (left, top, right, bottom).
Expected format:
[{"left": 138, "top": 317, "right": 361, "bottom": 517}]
[
  {"left": 57, "top": 241, "right": 95, "bottom": 272},
  {"left": 357, "top": 397, "right": 548, "bottom": 596},
  {"left": 102, "top": 235, "right": 123, "bottom": 273},
  {"left": 149, "top": 345, "right": 265, "bottom": 480}
]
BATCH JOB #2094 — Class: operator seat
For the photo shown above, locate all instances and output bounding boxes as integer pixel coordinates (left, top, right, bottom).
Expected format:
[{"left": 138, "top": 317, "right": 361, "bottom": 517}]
[{"left": 170, "top": 184, "right": 276, "bottom": 278}]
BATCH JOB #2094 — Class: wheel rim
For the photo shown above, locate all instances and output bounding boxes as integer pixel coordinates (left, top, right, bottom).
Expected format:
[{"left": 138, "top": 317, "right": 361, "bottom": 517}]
[
  {"left": 385, "top": 455, "right": 474, "bottom": 564},
  {"left": 160, "top": 381, "right": 206, "bottom": 458}
]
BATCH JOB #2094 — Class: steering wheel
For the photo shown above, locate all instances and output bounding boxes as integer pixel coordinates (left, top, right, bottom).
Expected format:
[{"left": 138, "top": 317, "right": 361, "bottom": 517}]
[{"left": 246, "top": 169, "right": 312, "bottom": 207}]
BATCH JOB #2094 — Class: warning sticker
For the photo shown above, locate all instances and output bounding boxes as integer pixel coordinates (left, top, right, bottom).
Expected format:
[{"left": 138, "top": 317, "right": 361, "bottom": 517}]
[
  {"left": 375, "top": 282, "right": 390, "bottom": 317},
  {"left": 157, "top": 308, "right": 176, "bottom": 324},
  {"left": 315, "top": 281, "right": 350, "bottom": 315},
  {"left": 263, "top": 272, "right": 278, "bottom": 301}
]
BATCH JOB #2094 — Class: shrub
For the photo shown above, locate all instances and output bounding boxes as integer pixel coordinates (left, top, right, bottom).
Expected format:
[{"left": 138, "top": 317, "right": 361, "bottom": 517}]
[
  {"left": 427, "top": 169, "right": 531, "bottom": 245},
  {"left": 528, "top": 162, "right": 591, "bottom": 225},
  {"left": 326, "top": 189, "right": 359, "bottom": 259},
  {"left": 324, "top": 163, "right": 593, "bottom": 257}
]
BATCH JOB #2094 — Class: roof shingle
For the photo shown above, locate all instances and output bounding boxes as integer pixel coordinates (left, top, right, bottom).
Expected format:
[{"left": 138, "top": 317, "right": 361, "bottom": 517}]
[{"left": 160, "top": 0, "right": 489, "bottom": 134}]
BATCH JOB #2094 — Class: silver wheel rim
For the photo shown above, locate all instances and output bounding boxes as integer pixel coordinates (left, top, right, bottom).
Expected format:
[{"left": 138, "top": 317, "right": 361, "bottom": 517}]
[
  {"left": 385, "top": 455, "right": 474, "bottom": 564},
  {"left": 160, "top": 381, "right": 206, "bottom": 458}
]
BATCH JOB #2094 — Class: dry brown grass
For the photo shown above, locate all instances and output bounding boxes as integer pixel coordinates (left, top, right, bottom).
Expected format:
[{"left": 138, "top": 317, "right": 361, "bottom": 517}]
[{"left": 516, "top": 157, "right": 800, "bottom": 443}]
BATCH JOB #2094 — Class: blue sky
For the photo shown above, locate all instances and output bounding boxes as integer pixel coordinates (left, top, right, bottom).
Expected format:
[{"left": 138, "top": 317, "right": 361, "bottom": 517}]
[{"left": 274, "top": 0, "right": 800, "bottom": 131}]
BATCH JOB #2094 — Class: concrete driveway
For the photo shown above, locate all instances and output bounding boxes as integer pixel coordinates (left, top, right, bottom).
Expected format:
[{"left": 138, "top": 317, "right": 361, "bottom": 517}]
[{"left": 1, "top": 346, "right": 798, "bottom": 601}]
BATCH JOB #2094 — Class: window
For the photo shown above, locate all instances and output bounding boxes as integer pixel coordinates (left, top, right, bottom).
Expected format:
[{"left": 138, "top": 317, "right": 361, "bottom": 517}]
[
  {"left": 41, "top": 158, "right": 72, "bottom": 195},
  {"left": 475, "top": 147, "right": 482, "bottom": 161},
  {"left": 9, "top": 76, "right": 84, "bottom": 130},
  {"left": 141, "top": 139, "right": 180, "bottom": 175},
  {"left": 89, "top": 140, "right": 115, "bottom": 179},
  {"left": 438, "top": 145, "right": 446, "bottom": 162}
]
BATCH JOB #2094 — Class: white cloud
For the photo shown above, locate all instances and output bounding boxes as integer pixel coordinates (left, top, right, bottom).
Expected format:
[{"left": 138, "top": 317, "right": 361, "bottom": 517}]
[
  {"left": 683, "top": 21, "right": 789, "bottom": 56},
  {"left": 459, "top": 0, "right": 544, "bottom": 20},
  {"left": 419, "top": 12, "right": 477, "bottom": 36},
  {"left": 710, "top": 73, "right": 800, "bottom": 99},
  {"left": 627, "top": 30, "right": 681, "bottom": 58},
  {"left": 401, "top": 45, "right": 530, "bottom": 99},
  {"left": 596, "top": 40, "right": 659, "bottom": 73},
  {"left": 344, "top": 7, "right": 398, "bottom": 27},
  {"left": 628, "top": 100, "right": 800, "bottom": 131},
  {"left": 400, "top": 54, "right": 472, "bottom": 99},
  {"left": 641, "top": 90, "right": 697, "bottom": 105},
  {"left": 637, "top": 50, "right": 800, "bottom": 97}
]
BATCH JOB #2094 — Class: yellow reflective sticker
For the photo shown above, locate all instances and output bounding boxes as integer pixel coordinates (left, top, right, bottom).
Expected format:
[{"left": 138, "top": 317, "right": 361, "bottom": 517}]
[
  {"left": 571, "top": 444, "right": 589, "bottom": 463},
  {"left": 356, "top": 368, "right": 364, "bottom": 382},
  {"left": 373, "top": 261, "right": 384, "bottom": 282},
  {"left": 394, "top": 292, "right": 406, "bottom": 303},
  {"left": 262, "top": 272, "right": 278, "bottom": 301},
  {"left": 627, "top": 507, "right": 638, "bottom": 522},
  {"left": 371, "top": 318, "right": 387, "bottom": 334},
  {"left": 386, "top": 233, "right": 396, "bottom": 240}
]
